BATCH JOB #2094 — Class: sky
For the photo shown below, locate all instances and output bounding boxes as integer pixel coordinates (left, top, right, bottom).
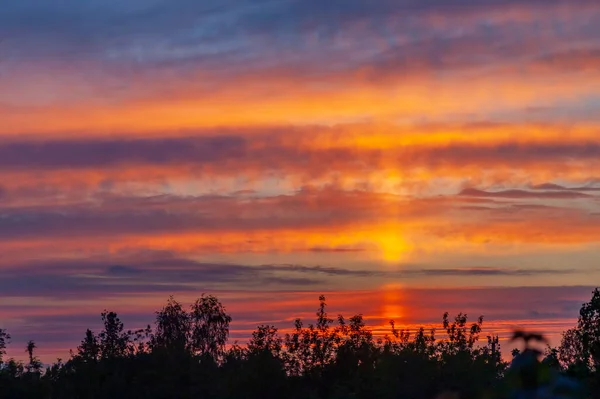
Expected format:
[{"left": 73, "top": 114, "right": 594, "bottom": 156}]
[{"left": 1, "top": 0, "right": 600, "bottom": 363}]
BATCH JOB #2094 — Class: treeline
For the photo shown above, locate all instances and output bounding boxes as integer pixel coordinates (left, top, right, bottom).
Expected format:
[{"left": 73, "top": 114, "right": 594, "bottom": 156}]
[{"left": 1, "top": 290, "right": 599, "bottom": 399}]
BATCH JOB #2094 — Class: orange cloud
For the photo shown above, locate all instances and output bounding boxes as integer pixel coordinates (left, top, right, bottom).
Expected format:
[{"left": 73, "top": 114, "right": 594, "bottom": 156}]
[{"left": 2, "top": 49, "right": 600, "bottom": 136}]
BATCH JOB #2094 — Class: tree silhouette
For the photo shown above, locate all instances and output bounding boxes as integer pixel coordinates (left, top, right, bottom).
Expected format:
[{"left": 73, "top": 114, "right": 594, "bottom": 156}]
[
  {"left": 284, "top": 295, "right": 339, "bottom": 376},
  {"left": 77, "top": 329, "right": 100, "bottom": 362},
  {"left": 151, "top": 295, "right": 190, "bottom": 354},
  {"left": 0, "top": 291, "right": 598, "bottom": 399},
  {"left": 0, "top": 328, "right": 9, "bottom": 365},
  {"left": 559, "top": 288, "right": 600, "bottom": 370},
  {"left": 98, "top": 311, "right": 131, "bottom": 359},
  {"left": 24, "top": 340, "right": 42, "bottom": 374},
  {"left": 189, "top": 294, "right": 232, "bottom": 360},
  {"left": 247, "top": 325, "right": 282, "bottom": 357},
  {"left": 558, "top": 288, "right": 600, "bottom": 398}
]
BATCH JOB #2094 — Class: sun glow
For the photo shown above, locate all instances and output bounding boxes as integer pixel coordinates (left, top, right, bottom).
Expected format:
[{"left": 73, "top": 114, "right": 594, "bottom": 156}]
[
  {"left": 373, "top": 227, "right": 412, "bottom": 262},
  {"left": 381, "top": 283, "right": 405, "bottom": 322}
]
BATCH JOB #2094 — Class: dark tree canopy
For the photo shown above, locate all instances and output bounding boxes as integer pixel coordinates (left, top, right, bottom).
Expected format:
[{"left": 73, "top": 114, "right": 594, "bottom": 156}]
[
  {"left": 0, "top": 290, "right": 597, "bottom": 399},
  {"left": 190, "top": 294, "right": 232, "bottom": 359}
]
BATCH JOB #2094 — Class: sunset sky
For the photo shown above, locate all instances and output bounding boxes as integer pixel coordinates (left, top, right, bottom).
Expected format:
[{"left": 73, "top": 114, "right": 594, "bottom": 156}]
[{"left": 1, "top": 0, "right": 600, "bottom": 362}]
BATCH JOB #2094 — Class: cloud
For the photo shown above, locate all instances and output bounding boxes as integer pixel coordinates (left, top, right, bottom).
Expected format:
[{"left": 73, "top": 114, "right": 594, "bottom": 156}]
[
  {"left": 2, "top": 0, "right": 599, "bottom": 115},
  {"left": 0, "top": 184, "right": 596, "bottom": 248},
  {"left": 529, "top": 48, "right": 600, "bottom": 73},
  {"left": 0, "top": 251, "right": 584, "bottom": 300},
  {"left": 433, "top": 209, "right": 600, "bottom": 244},
  {"left": 410, "top": 267, "right": 577, "bottom": 277},
  {"left": 0, "top": 135, "right": 247, "bottom": 170},
  {"left": 2, "top": 0, "right": 600, "bottom": 144},
  {"left": 308, "top": 246, "right": 366, "bottom": 253},
  {"left": 106, "top": 265, "right": 142, "bottom": 275},
  {"left": 530, "top": 182, "right": 600, "bottom": 192},
  {"left": 3, "top": 0, "right": 597, "bottom": 62},
  {"left": 459, "top": 187, "right": 591, "bottom": 199},
  {"left": 0, "top": 133, "right": 599, "bottom": 174},
  {"left": 0, "top": 189, "right": 396, "bottom": 240}
]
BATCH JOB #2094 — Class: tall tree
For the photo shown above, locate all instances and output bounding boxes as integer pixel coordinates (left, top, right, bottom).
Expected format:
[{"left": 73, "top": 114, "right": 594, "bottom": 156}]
[
  {"left": 25, "top": 340, "right": 42, "bottom": 373},
  {"left": 77, "top": 329, "right": 100, "bottom": 362},
  {"left": 98, "top": 311, "right": 131, "bottom": 359},
  {"left": 559, "top": 288, "right": 600, "bottom": 372},
  {"left": 284, "top": 295, "right": 339, "bottom": 375},
  {"left": 190, "top": 294, "right": 232, "bottom": 359},
  {"left": 152, "top": 296, "right": 190, "bottom": 354}
]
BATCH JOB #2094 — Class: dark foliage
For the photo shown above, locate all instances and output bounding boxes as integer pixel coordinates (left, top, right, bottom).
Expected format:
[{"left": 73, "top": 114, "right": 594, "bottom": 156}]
[{"left": 0, "top": 289, "right": 598, "bottom": 399}]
